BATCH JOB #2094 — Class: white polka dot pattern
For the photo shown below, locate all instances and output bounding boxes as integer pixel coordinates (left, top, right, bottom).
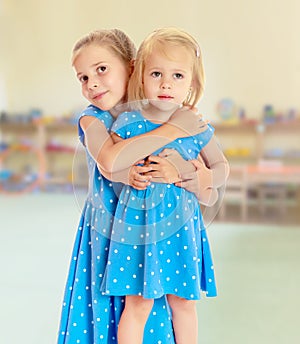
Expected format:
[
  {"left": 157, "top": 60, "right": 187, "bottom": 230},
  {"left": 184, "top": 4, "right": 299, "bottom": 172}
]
[
  {"left": 57, "top": 106, "right": 176, "bottom": 343},
  {"left": 102, "top": 111, "right": 217, "bottom": 300}
]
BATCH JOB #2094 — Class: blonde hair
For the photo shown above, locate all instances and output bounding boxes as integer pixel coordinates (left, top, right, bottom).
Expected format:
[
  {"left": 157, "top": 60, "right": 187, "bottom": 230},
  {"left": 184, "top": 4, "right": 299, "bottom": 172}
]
[
  {"left": 72, "top": 28, "right": 136, "bottom": 67},
  {"left": 128, "top": 27, "right": 205, "bottom": 108}
]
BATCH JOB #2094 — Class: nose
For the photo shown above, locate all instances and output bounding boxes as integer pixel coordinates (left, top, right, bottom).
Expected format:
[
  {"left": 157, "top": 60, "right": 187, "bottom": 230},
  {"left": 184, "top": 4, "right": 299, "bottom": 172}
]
[
  {"left": 88, "top": 77, "right": 99, "bottom": 90},
  {"left": 161, "top": 83, "right": 171, "bottom": 90},
  {"left": 160, "top": 76, "right": 172, "bottom": 89}
]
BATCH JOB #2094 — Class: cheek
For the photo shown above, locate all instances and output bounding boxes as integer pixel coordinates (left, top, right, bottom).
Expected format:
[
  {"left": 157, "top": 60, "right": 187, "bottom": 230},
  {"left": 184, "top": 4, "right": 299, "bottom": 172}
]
[
  {"left": 116, "top": 75, "right": 129, "bottom": 92},
  {"left": 117, "top": 81, "right": 128, "bottom": 100},
  {"left": 143, "top": 83, "right": 152, "bottom": 97},
  {"left": 82, "top": 87, "right": 89, "bottom": 99}
]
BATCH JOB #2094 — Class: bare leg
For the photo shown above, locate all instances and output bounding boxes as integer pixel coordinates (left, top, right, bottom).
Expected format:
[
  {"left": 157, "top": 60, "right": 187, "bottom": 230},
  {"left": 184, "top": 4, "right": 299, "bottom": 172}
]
[
  {"left": 118, "top": 295, "right": 154, "bottom": 344},
  {"left": 167, "top": 294, "right": 198, "bottom": 344}
]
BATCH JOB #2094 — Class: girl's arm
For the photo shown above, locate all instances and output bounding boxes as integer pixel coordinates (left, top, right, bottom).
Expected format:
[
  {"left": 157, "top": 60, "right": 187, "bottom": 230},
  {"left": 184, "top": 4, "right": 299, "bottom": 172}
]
[
  {"left": 102, "top": 136, "right": 229, "bottom": 204},
  {"left": 80, "top": 107, "right": 208, "bottom": 173},
  {"left": 175, "top": 136, "right": 230, "bottom": 206},
  {"left": 142, "top": 150, "right": 195, "bottom": 184},
  {"left": 144, "top": 148, "right": 217, "bottom": 204},
  {"left": 100, "top": 161, "right": 153, "bottom": 190},
  {"left": 136, "top": 136, "right": 229, "bottom": 206},
  {"left": 102, "top": 153, "right": 187, "bottom": 187},
  {"left": 199, "top": 136, "right": 230, "bottom": 188}
]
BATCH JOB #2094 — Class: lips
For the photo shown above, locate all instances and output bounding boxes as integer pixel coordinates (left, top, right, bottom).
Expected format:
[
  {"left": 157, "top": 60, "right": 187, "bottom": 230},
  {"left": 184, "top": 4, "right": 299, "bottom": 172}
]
[
  {"left": 92, "top": 90, "right": 108, "bottom": 100},
  {"left": 157, "top": 95, "right": 174, "bottom": 100}
]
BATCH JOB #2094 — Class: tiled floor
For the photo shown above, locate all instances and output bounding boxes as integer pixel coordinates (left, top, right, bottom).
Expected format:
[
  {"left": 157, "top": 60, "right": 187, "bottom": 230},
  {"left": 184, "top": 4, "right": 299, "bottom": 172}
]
[{"left": 0, "top": 193, "right": 299, "bottom": 344}]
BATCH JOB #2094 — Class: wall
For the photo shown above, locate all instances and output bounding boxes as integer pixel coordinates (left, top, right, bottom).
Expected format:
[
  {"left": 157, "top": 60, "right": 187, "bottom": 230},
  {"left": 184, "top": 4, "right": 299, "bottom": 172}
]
[{"left": 0, "top": 0, "right": 299, "bottom": 120}]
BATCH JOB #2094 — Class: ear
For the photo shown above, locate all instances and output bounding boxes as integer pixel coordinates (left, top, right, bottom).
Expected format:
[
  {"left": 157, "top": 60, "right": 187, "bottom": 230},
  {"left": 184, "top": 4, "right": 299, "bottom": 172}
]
[
  {"left": 190, "top": 78, "right": 196, "bottom": 89},
  {"left": 187, "top": 85, "right": 193, "bottom": 97}
]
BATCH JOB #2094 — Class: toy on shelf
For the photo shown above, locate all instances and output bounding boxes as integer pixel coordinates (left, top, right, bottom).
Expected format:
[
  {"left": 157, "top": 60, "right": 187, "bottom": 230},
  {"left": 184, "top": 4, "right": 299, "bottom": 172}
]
[
  {"left": 262, "top": 105, "right": 276, "bottom": 124},
  {"left": 216, "top": 98, "right": 251, "bottom": 125},
  {"left": 0, "top": 141, "right": 46, "bottom": 195},
  {"left": 224, "top": 147, "right": 252, "bottom": 158},
  {"left": 263, "top": 105, "right": 300, "bottom": 125},
  {"left": 216, "top": 98, "right": 238, "bottom": 124},
  {"left": 46, "top": 139, "right": 75, "bottom": 153}
]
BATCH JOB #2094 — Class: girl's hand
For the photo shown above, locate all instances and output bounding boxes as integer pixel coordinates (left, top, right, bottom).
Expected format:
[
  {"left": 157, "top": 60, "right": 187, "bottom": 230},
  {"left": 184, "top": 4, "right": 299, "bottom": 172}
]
[
  {"left": 167, "top": 106, "right": 209, "bottom": 137},
  {"left": 143, "top": 154, "right": 182, "bottom": 184},
  {"left": 158, "top": 148, "right": 196, "bottom": 175},
  {"left": 128, "top": 161, "right": 152, "bottom": 190},
  {"left": 175, "top": 157, "right": 218, "bottom": 206}
]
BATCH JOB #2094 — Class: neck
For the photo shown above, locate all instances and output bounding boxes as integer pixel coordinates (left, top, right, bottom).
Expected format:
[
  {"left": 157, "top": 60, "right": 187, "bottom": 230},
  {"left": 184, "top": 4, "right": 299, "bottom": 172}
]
[
  {"left": 141, "top": 102, "right": 180, "bottom": 124},
  {"left": 109, "top": 102, "right": 130, "bottom": 119}
]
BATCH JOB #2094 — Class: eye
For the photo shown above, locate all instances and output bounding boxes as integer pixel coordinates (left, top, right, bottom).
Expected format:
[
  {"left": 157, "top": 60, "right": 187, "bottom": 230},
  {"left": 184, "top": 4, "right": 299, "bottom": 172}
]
[
  {"left": 151, "top": 71, "right": 161, "bottom": 78},
  {"left": 97, "top": 66, "right": 107, "bottom": 74},
  {"left": 173, "top": 73, "right": 183, "bottom": 79},
  {"left": 78, "top": 75, "right": 88, "bottom": 84}
]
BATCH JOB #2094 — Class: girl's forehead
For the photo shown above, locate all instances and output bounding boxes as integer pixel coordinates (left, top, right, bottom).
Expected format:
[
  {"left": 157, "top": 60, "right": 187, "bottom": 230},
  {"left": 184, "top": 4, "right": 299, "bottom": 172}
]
[
  {"left": 149, "top": 43, "right": 191, "bottom": 60},
  {"left": 79, "top": 44, "right": 115, "bottom": 58},
  {"left": 146, "top": 44, "right": 193, "bottom": 65},
  {"left": 73, "top": 44, "right": 122, "bottom": 68}
]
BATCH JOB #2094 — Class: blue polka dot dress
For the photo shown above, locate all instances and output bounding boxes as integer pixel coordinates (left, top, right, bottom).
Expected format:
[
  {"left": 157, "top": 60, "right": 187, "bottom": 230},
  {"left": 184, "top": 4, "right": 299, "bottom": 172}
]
[
  {"left": 57, "top": 105, "right": 176, "bottom": 344},
  {"left": 101, "top": 111, "right": 217, "bottom": 301}
]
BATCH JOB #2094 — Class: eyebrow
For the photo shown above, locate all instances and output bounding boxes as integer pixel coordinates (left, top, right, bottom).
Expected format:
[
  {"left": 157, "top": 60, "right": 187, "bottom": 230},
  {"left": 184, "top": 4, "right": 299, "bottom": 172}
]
[
  {"left": 148, "top": 67, "right": 188, "bottom": 73},
  {"left": 76, "top": 61, "right": 108, "bottom": 77}
]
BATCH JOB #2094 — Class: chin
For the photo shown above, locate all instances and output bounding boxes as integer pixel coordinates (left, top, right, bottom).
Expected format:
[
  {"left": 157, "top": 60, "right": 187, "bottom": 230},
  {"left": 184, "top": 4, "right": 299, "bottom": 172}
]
[
  {"left": 91, "top": 100, "right": 110, "bottom": 112},
  {"left": 150, "top": 99, "right": 179, "bottom": 112}
]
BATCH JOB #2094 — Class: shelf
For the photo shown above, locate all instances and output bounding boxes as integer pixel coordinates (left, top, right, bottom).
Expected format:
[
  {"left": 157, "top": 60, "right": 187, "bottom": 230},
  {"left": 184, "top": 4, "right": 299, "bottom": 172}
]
[
  {"left": 0, "top": 121, "right": 83, "bottom": 192},
  {"left": 0, "top": 122, "right": 38, "bottom": 133},
  {"left": 215, "top": 120, "right": 300, "bottom": 164},
  {"left": 214, "top": 122, "right": 258, "bottom": 132},
  {"left": 44, "top": 122, "right": 78, "bottom": 132},
  {"left": 262, "top": 120, "right": 300, "bottom": 131},
  {"left": 1, "top": 119, "right": 300, "bottom": 195}
]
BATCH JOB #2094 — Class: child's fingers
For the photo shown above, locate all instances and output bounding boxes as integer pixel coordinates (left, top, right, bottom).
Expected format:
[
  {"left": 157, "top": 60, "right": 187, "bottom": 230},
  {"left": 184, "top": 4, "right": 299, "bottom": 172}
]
[
  {"left": 135, "top": 159, "right": 146, "bottom": 165},
  {"left": 133, "top": 165, "right": 153, "bottom": 174},
  {"left": 181, "top": 105, "right": 198, "bottom": 114},
  {"left": 133, "top": 172, "right": 152, "bottom": 182},
  {"left": 130, "top": 180, "right": 150, "bottom": 190},
  {"left": 175, "top": 180, "right": 185, "bottom": 188},
  {"left": 129, "top": 171, "right": 151, "bottom": 189},
  {"left": 144, "top": 171, "right": 162, "bottom": 178},
  {"left": 146, "top": 155, "right": 161, "bottom": 163}
]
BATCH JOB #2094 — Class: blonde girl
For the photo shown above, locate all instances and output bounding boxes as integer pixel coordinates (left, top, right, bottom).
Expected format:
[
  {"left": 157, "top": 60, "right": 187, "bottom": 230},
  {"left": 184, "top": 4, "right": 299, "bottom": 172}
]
[{"left": 102, "top": 27, "right": 229, "bottom": 344}]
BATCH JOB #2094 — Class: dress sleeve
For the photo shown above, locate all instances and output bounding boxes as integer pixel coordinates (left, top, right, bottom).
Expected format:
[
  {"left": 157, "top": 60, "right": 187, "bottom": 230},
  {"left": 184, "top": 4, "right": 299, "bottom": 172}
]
[
  {"left": 77, "top": 105, "right": 113, "bottom": 145},
  {"left": 110, "top": 112, "right": 129, "bottom": 139},
  {"left": 198, "top": 123, "right": 215, "bottom": 149},
  {"left": 111, "top": 111, "right": 142, "bottom": 139}
]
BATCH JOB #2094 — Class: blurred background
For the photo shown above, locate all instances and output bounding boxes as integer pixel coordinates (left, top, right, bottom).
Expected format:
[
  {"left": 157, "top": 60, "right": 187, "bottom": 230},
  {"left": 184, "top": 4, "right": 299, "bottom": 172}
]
[{"left": 0, "top": 0, "right": 299, "bottom": 343}]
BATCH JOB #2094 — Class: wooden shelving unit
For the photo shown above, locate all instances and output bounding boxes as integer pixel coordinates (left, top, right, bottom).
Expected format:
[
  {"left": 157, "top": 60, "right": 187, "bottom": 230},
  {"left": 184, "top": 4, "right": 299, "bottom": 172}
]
[
  {"left": 1, "top": 118, "right": 299, "bottom": 198},
  {"left": 213, "top": 120, "right": 300, "bottom": 222},
  {"left": 213, "top": 119, "right": 300, "bottom": 164},
  {"left": 0, "top": 121, "right": 87, "bottom": 193}
]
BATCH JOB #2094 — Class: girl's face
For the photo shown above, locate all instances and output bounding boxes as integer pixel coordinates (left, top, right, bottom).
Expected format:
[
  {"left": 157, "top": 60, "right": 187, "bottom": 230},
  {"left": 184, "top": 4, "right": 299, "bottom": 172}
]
[
  {"left": 73, "top": 44, "right": 130, "bottom": 111},
  {"left": 142, "top": 45, "right": 194, "bottom": 113}
]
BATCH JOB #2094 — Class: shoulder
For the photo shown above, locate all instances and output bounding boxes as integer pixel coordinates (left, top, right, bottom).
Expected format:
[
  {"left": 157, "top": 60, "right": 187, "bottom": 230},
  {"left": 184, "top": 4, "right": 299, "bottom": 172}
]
[
  {"left": 111, "top": 110, "right": 144, "bottom": 132},
  {"left": 79, "top": 104, "right": 113, "bottom": 128},
  {"left": 195, "top": 123, "right": 215, "bottom": 148},
  {"left": 78, "top": 105, "right": 113, "bottom": 144},
  {"left": 114, "top": 110, "right": 143, "bottom": 124},
  {"left": 206, "top": 123, "right": 215, "bottom": 135}
]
